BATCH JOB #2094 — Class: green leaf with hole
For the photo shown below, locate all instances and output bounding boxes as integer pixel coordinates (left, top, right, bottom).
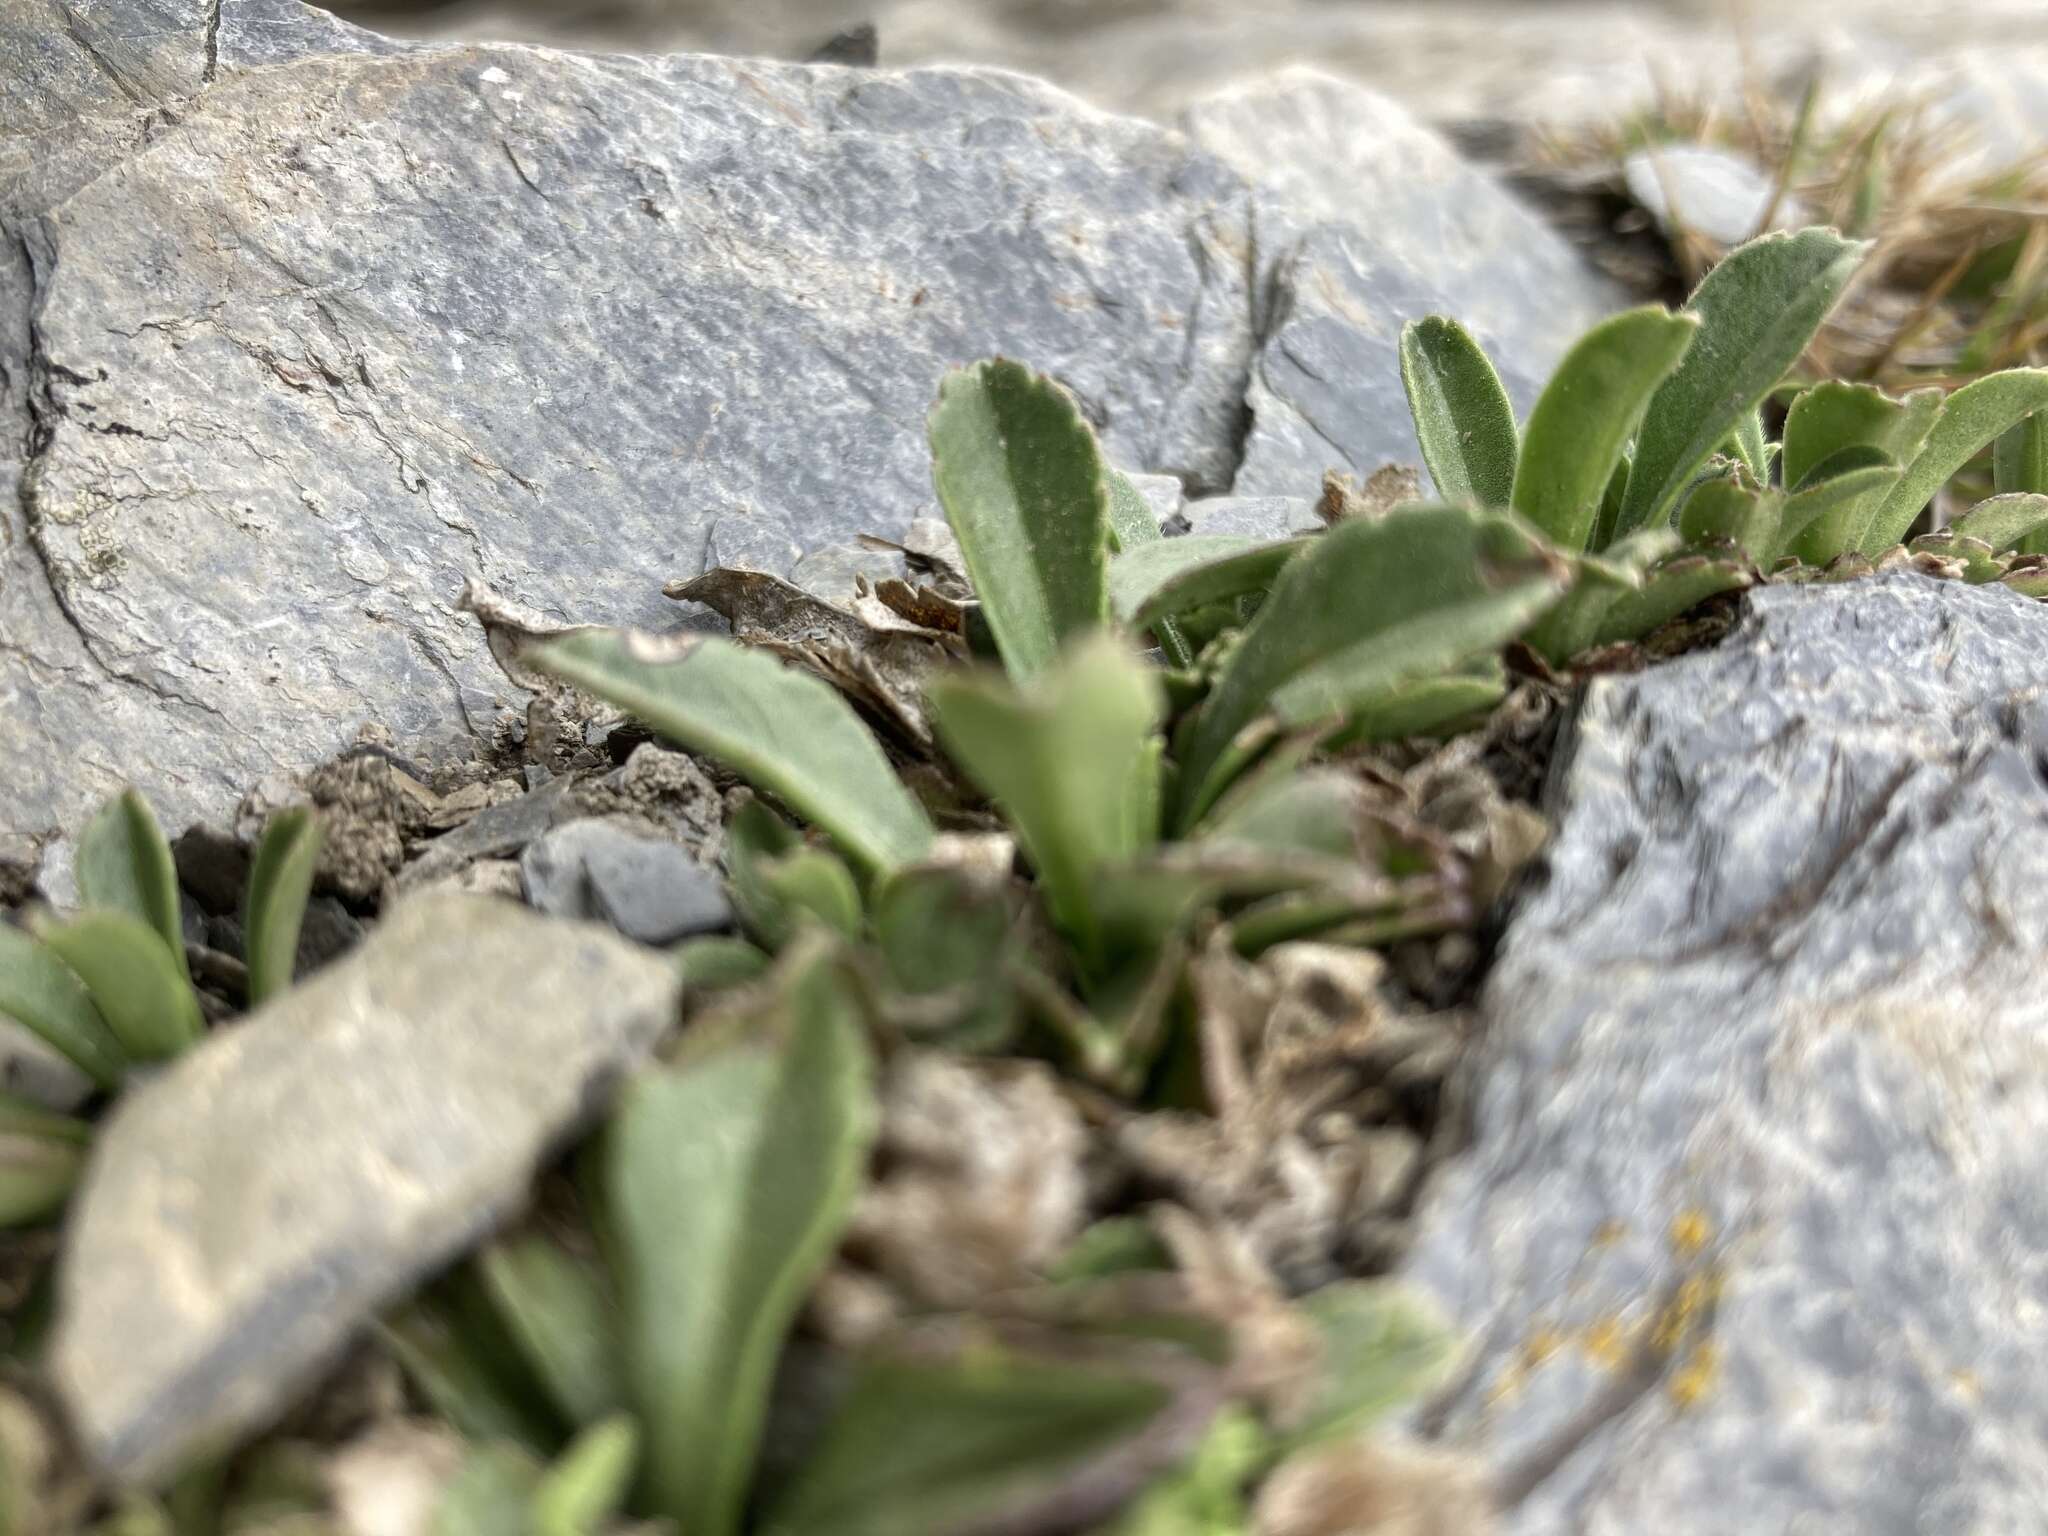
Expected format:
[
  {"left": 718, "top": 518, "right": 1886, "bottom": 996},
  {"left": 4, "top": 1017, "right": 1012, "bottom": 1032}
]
[
  {"left": 1619, "top": 228, "right": 1868, "bottom": 537},
  {"left": 533, "top": 630, "right": 933, "bottom": 876},
  {"left": 532, "top": 1416, "right": 639, "bottom": 1536},
  {"left": 1108, "top": 535, "right": 1307, "bottom": 631},
  {"left": 244, "top": 808, "right": 322, "bottom": 1009},
  {"left": 930, "top": 359, "right": 1113, "bottom": 682},
  {"left": 0, "top": 1092, "right": 90, "bottom": 1227},
  {"left": 1857, "top": 370, "right": 2048, "bottom": 554},
  {"left": 75, "top": 790, "right": 187, "bottom": 983},
  {"left": 928, "top": 634, "right": 1164, "bottom": 969},
  {"left": 30, "top": 912, "right": 197, "bottom": 1064},
  {"left": 1947, "top": 493, "right": 2048, "bottom": 552},
  {"left": 478, "top": 1234, "right": 624, "bottom": 1429},
  {"left": 0, "top": 926, "right": 126, "bottom": 1090},
  {"left": 1511, "top": 306, "right": 1698, "bottom": 551},
  {"left": 1174, "top": 507, "right": 1566, "bottom": 827},
  {"left": 1399, "top": 316, "right": 1518, "bottom": 508},
  {"left": 607, "top": 943, "right": 876, "bottom": 1536},
  {"left": 1677, "top": 475, "right": 1775, "bottom": 557}
]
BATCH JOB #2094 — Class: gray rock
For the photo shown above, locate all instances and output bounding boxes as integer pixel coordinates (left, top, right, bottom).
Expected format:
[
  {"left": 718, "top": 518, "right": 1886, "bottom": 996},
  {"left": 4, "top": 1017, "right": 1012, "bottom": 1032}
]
[
  {"left": 1119, "top": 470, "right": 1187, "bottom": 531},
  {"left": 50, "top": 892, "right": 681, "bottom": 1484},
  {"left": 1177, "top": 495, "right": 1317, "bottom": 541},
  {"left": 1400, "top": 573, "right": 2048, "bottom": 1534},
  {"left": 393, "top": 775, "right": 575, "bottom": 893},
  {"left": 2, "top": 7, "right": 1616, "bottom": 877},
  {"left": 789, "top": 541, "right": 907, "bottom": 602},
  {"left": 1180, "top": 71, "right": 1618, "bottom": 496},
  {"left": 1622, "top": 144, "right": 1800, "bottom": 248},
  {"left": 520, "top": 818, "right": 731, "bottom": 946}
]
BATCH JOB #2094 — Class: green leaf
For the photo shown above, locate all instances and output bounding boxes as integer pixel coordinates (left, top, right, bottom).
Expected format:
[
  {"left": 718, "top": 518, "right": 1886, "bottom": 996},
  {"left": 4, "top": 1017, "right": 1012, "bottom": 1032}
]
[
  {"left": 74, "top": 790, "right": 187, "bottom": 983},
  {"left": 1511, "top": 306, "right": 1699, "bottom": 551},
  {"left": 1857, "top": 370, "right": 2048, "bottom": 554},
  {"left": 478, "top": 1234, "right": 625, "bottom": 1429},
  {"left": 1108, "top": 536, "right": 1307, "bottom": 631},
  {"left": 672, "top": 935, "right": 771, "bottom": 992},
  {"left": 607, "top": 943, "right": 876, "bottom": 1536},
  {"left": 1676, "top": 475, "right": 1775, "bottom": 558},
  {"left": 1591, "top": 554, "right": 1751, "bottom": 648},
  {"left": 533, "top": 630, "right": 934, "bottom": 876},
  {"left": 1105, "top": 471, "right": 1194, "bottom": 668},
  {"left": 1619, "top": 228, "right": 1868, "bottom": 537},
  {"left": 927, "top": 634, "right": 1165, "bottom": 969},
  {"left": 0, "top": 1092, "right": 90, "bottom": 1228},
  {"left": 0, "top": 926, "right": 126, "bottom": 1090},
  {"left": 1282, "top": 1282, "right": 1457, "bottom": 1449},
  {"left": 1994, "top": 414, "right": 2048, "bottom": 555},
  {"left": 1048, "top": 1216, "right": 1173, "bottom": 1284},
  {"left": 243, "top": 808, "right": 322, "bottom": 1009},
  {"left": 765, "top": 1336, "right": 1211, "bottom": 1536},
  {"left": 1174, "top": 508, "right": 1566, "bottom": 827},
  {"left": 1398, "top": 316, "right": 1519, "bottom": 508},
  {"left": 1772, "top": 459, "right": 1902, "bottom": 565},
  {"left": 726, "top": 799, "right": 864, "bottom": 950},
  {"left": 1728, "top": 408, "right": 1770, "bottom": 482},
  {"left": 1780, "top": 380, "right": 1940, "bottom": 490},
  {"left": 1331, "top": 660, "right": 1506, "bottom": 746},
  {"left": 873, "top": 863, "right": 1021, "bottom": 1050},
  {"left": 382, "top": 1297, "right": 560, "bottom": 1452},
  {"left": 929, "top": 359, "right": 1113, "bottom": 682},
  {"left": 1089, "top": 1406, "right": 1266, "bottom": 1536},
  {"left": 1520, "top": 528, "right": 1678, "bottom": 665},
  {"left": 30, "top": 912, "right": 199, "bottom": 1064},
  {"left": 1947, "top": 493, "right": 2048, "bottom": 553},
  {"left": 433, "top": 1443, "right": 542, "bottom": 1536},
  {"left": 532, "top": 1416, "right": 640, "bottom": 1536}
]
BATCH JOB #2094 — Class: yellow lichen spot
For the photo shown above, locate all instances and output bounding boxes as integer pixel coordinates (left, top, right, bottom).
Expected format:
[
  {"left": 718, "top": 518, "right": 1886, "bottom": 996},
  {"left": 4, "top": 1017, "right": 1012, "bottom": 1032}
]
[
  {"left": 1950, "top": 1369, "right": 1982, "bottom": 1402},
  {"left": 1589, "top": 1220, "right": 1627, "bottom": 1250},
  {"left": 1522, "top": 1328, "right": 1564, "bottom": 1367},
  {"left": 1668, "top": 1340, "right": 1720, "bottom": 1409},
  {"left": 1650, "top": 1270, "right": 1721, "bottom": 1356},
  {"left": 1668, "top": 1209, "right": 1713, "bottom": 1258},
  {"left": 1579, "top": 1316, "right": 1630, "bottom": 1370}
]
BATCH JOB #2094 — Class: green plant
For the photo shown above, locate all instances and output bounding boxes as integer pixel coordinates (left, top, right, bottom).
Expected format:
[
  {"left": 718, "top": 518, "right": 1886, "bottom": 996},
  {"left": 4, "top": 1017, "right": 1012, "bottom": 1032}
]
[{"left": 0, "top": 791, "right": 324, "bottom": 1224}]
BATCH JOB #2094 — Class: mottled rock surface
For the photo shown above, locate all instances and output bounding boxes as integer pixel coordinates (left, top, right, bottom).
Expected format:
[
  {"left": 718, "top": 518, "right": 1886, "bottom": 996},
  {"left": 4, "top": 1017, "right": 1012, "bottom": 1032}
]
[
  {"left": 2, "top": 2, "right": 1616, "bottom": 879},
  {"left": 1401, "top": 574, "right": 2048, "bottom": 1533},
  {"left": 50, "top": 892, "right": 681, "bottom": 1483}
]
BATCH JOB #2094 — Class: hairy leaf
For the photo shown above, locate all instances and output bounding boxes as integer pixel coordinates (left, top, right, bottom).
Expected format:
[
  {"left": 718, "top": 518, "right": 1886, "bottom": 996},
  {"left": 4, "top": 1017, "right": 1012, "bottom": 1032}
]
[
  {"left": 929, "top": 359, "right": 1112, "bottom": 681},
  {"left": 607, "top": 944, "right": 876, "bottom": 1536},
  {"left": 1399, "top": 316, "right": 1519, "bottom": 507},
  {"left": 1677, "top": 476, "right": 1775, "bottom": 558},
  {"left": 1511, "top": 306, "right": 1698, "bottom": 550},
  {"left": 1727, "top": 408, "right": 1770, "bottom": 482},
  {"left": 873, "top": 863, "right": 1021, "bottom": 1050},
  {"left": 1175, "top": 508, "right": 1565, "bottom": 826},
  {"left": 0, "top": 926, "right": 126, "bottom": 1090},
  {"left": 671, "top": 935, "right": 772, "bottom": 993},
  {"left": 1780, "top": 381, "right": 1940, "bottom": 490},
  {"left": 75, "top": 790, "right": 187, "bottom": 983},
  {"left": 927, "top": 634, "right": 1165, "bottom": 968},
  {"left": 478, "top": 1235, "right": 624, "bottom": 1429},
  {"left": 1857, "top": 370, "right": 2048, "bottom": 554},
  {"left": 534, "top": 630, "right": 934, "bottom": 876},
  {"left": 32, "top": 912, "right": 201, "bottom": 1064},
  {"left": 1108, "top": 536, "right": 1307, "bottom": 631},
  {"left": 1947, "top": 493, "right": 2048, "bottom": 552},
  {"left": 432, "top": 1443, "right": 542, "bottom": 1536},
  {"left": 765, "top": 1334, "right": 1218, "bottom": 1536},
  {"left": 1620, "top": 228, "right": 1868, "bottom": 536},
  {"left": 382, "top": 1299, "right": 559, "bottom": 1451},
  {"left": 244, "top": 808, "right": 322, "bottom": 1009},
  {"left": 1332, "top": 660, "right": 1506, "bottom": 746}
]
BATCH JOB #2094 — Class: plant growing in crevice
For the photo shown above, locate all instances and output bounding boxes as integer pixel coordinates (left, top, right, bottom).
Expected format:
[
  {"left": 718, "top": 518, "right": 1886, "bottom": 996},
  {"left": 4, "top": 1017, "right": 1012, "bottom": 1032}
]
[{"left": 0, "top": 793, "right": 322, "bottom": 1225}]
